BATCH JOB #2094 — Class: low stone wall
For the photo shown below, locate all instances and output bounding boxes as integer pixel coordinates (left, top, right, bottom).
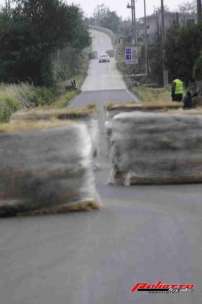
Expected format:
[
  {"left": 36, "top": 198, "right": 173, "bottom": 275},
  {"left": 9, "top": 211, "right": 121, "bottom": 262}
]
[
  {"left": 109, "top": 111, "right": 202, "bottom": 185},
  {"left": 0, "top": 121, "right": 100, "bottom": 216}
]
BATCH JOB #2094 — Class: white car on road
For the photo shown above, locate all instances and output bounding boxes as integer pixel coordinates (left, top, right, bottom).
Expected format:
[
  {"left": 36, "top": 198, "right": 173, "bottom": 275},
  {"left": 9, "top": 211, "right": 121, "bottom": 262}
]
[{"left": 99, "top": 54, "right": 110, "bottom": 63}]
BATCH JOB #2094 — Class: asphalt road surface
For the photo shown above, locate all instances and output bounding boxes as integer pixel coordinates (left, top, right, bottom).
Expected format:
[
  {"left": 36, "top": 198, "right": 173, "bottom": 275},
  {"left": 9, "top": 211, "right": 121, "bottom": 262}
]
[
  {"left": 82, "top": 30, "right": 126, "bottom": 91},
  {"left": 0, "top": 30, "right": 202, "bottom": 304}
]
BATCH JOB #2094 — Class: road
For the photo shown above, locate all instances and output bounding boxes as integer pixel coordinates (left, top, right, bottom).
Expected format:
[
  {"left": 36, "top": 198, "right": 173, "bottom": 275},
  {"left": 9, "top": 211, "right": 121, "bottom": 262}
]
[
  {"left": 0, "top": 30, "right": 202, "bottom": 304},
  {"left": 82, "top": 30, "right": 126, "bottom": 91}
]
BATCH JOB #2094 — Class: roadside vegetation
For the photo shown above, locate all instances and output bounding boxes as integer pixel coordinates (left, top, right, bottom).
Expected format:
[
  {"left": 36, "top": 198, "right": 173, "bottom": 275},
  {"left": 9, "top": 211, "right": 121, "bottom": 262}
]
[
  {"left": 0, "top": 83, "right": 79, "bottom": 122},
  {"left": 165, "top": 22, "right": 202, "bottom": 85},
  {"left": 116, "top": 21, "right": 202, "bottom": 88},
  {"left": 0, "top": 0, "right": 91, "bottom": 123},
  {"left": 90, "top": 2, "right": 202, "bottom": 103},
  {"left": 0, "top": 83, "right": 55, "bottom": 122},
  {"left": 134, "top": 86, "right": 171, "bottom": 104},
  {"left": 88, "top": 4, "right": 122, "bottom": 34}
]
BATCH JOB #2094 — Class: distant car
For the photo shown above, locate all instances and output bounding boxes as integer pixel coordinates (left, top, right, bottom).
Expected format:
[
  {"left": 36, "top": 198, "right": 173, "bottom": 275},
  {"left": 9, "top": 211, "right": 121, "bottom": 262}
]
[{"left": 99, "top": 54, "right": 110, "bottom": 63}]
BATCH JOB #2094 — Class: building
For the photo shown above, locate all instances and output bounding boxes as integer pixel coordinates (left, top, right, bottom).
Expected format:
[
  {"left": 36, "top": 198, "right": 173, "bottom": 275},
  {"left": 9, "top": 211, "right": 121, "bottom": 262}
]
[{"left": 138, "top": 11, "right": 197, "bottom": 43}]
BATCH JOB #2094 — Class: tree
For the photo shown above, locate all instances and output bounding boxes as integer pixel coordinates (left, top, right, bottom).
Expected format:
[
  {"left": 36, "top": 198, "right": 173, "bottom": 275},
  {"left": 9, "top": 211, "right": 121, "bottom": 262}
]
[
  {"left": 0, "top": 0, "right": 90, "bottom": 85},
  {"left": 148, "top": 39, "right": 163, "bottom": 84},
  {"left": 93, "top": 4, "right": 121, "bottom": 33},
  {"left": 165, "top": 23, "right": 202, "bottom": 84},
  {"left": 179, "top": 1, "right": 196, "bottom": 15},
  {"left": 193, "top": 53, "right": 202, "bottom": 80}
]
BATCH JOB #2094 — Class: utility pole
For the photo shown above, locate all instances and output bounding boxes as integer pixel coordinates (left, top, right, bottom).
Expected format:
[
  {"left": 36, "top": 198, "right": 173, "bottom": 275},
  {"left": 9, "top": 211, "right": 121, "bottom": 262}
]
[
  {"left": 197, "top": 0, "right": 202, "bottom": 23},
  {"left": 143, "top": 0, "right": 148, "bottom": 75},
  {"left": 5, "top": 0, "right": 11, "bottom": 14},
  {"left": 161, "top": 0, "right": 168, "bottom": 86},
  {"left": 127, "top": 0, "right": 137, "bottom": 45}
]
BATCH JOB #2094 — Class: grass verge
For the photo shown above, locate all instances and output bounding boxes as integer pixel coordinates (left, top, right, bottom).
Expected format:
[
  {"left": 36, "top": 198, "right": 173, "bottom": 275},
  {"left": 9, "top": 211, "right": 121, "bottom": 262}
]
[
  {"left": 0, "top": 48, "right": 89, "bottom": 123},
  {"left": 50, "top": 90, "right": 78, "bottom": 108},
  {"left": 133, "top": 85, "right": 171, "bottom": 104},
  {"left": 0, "top": 84, "right": 79, "bottom": 123},
  {"left": 0, "top": 83, "right": 58, "bottom": 122}
]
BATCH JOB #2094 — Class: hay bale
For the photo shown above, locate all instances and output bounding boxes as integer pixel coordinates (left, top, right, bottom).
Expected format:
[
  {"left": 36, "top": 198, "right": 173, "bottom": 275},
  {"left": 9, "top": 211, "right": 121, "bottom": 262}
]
[
  {"left": 106, "top": 103, "right": 182, "bottom": 120},
  {"left": 109, "top": 111, "right": 202, "bottom": 185},
  {"left": 11, "top": 108, "right": 95, "bottom": 121},
  {"left": 0, "top": 121, "right": 100, "bottom": 216},
  {"left": 11, "top": 108, "right": 99, "bottom": 161}
]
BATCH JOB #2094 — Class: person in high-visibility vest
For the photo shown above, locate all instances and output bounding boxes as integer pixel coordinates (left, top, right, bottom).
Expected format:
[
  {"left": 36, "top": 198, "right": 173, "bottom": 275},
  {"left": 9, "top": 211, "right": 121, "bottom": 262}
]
[{"left": 171, "top": 79, "right": 184, "bottom": 102}]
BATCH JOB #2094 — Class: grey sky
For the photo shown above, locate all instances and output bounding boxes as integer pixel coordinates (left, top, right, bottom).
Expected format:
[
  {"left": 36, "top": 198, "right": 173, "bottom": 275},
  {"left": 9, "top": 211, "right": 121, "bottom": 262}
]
[
  {"left": 0, "top": 0, "right": 188, "bottom": 18},
  {"left": 66, "top": 0, "right": 187, "bottom": 18}
]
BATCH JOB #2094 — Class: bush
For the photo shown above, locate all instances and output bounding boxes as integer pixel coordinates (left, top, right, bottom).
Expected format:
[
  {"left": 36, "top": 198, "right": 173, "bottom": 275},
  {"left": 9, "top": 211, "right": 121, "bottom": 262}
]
[
  {"left": 0, "top": 84, "right": 58, "bottom": 122},
  {"left": 52, "top": 90, "right": 77, "bottom": 108},
  {"left": 0, "top": 97, "right": 21, "bottom": 122},
  {"left": 32, "top": 87, "right": 56, "bottom": 106}
]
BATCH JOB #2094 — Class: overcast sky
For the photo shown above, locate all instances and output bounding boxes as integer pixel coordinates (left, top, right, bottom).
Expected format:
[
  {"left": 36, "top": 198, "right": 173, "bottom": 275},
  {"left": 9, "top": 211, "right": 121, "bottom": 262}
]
[
  {"left": 66, "top": 0, "right": 187, "bottom": 19},
  {"left": 0, "top": 0, "right": 188, "bottom": 19}
]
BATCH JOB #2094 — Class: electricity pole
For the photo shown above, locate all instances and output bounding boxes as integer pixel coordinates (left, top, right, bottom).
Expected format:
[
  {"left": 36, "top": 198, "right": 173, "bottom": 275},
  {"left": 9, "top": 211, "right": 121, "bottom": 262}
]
[
  {"left": 197, "top": 0, "right": 202, "bottom": 23},
  {"left": 161, "top": 0, "right": 168, "bottom": 86},
  {"left": 144, "top": 0, "right": 148, "bottom": 75},
  {"left": 5, "top": 0, "right": 11, "bottom": 14},
  {"left": 127, "top": 0, "right": 137, "bottom": 45}
]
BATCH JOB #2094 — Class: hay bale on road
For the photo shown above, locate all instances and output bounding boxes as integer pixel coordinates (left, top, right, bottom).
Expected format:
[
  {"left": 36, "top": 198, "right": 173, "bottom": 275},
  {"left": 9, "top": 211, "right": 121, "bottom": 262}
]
[
  {"left": 106, "top": 103, "right": 182, "bottom": 120},
  {"left": 11, "top": 107, "right": 96, "bottom": 122},
  {"left": 11, "top": 107, "right": 99, "bottom": 162},
  {"left": 0, "top": 121, "right": 100, "bottom": 216},
  {"left": 109, "top": 111, "right": 202, "bottom": 185}
]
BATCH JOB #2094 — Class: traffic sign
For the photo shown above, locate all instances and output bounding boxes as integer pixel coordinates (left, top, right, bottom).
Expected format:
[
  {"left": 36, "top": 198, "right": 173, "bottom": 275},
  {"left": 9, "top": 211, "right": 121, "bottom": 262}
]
[{"left": 125, "top": 47, "right": 138, "bottom": 65}]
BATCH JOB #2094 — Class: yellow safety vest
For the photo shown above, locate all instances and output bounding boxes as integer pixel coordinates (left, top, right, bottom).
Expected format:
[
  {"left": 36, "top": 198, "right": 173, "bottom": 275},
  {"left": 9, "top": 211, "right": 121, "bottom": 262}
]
[{"left": 174, "top": 79, "right": 184, "bottom": 95}]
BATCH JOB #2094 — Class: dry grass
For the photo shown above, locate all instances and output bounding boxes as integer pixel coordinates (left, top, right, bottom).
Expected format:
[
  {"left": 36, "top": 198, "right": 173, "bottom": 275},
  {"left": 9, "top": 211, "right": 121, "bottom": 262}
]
[
  {"left": 0, "top": 83, "right": 58, "bottom": 122},
  {"left": 0, "top": 119, "right": 75, "bottom": 133},
  {"left": 26, "top": 200, "right": 102, "bottom": 216},
  {"left": 0, "top": 199, "right": 102, "bottom": 217},
  {"left": 106, "top": 103, "right": 182, "bottom": 112},
  {"left": 51, "top": 90, "right": 78, "bottom": 108},
  {"left": 106, "top": 85, "right": 184, "bottom": 112},
  {"left": 0, "top": 83, "right": 30, "bottom": 107},
  {"left": 107, "top": 86, "right": 182, "bottom": 111},
  {"left": 11, "top": 106, "right": 96, "bottom": 122},
  {"left": 133, "top": 85, "right": 173, "bottom": 104},
  {"left": 0, "top": 83, "right": 55, "bottom": 107}
]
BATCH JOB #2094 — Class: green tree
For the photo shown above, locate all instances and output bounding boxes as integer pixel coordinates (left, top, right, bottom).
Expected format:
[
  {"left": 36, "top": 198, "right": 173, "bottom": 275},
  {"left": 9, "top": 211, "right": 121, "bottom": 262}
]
[
  {"left": 193, "top": 54, "right": 202, "bottom": 80},
  {"left": 165, "top": 23, "right": 202, "bottom": 84},
  {"left": 148, "top": 39, "right": 163, "bottom": 85},
  {"left": 0, "top": 0, "right": 90, "bottom": 86},
  {"left": 93, "top": 4, "right": 121, "bottom": 33}
]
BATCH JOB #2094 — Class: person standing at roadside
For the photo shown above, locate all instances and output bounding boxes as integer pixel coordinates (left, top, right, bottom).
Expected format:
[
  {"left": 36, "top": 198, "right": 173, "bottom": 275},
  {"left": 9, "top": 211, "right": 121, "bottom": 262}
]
[{"left": 171, "top": 78, "right": 184, "bottom": 102}]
